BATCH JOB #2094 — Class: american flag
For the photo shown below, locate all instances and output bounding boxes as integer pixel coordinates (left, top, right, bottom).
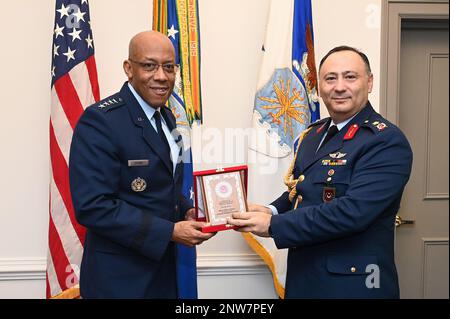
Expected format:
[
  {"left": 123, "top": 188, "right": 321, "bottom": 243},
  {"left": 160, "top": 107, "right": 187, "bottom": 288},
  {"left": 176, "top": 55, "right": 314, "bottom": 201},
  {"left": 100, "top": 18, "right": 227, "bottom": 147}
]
[{"left": 47, "top": 0, "right": 100, "bottom": 298}]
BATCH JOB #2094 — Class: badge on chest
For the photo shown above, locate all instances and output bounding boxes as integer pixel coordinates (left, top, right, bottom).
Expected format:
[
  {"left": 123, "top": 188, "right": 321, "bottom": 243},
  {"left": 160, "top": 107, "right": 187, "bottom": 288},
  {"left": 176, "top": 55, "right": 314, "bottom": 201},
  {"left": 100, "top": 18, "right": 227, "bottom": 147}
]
[
  {"left": 322, "top": 152, "right": 347, "bottom": 166},
  {"left": 323, "top": 186, "right": 336, "bottom": 202},
  {"left": 322, "top": 169, "right": 336, "bottom": 203},
  {"left": 131, "top": 177, "right": 147, "bottom": 192}
]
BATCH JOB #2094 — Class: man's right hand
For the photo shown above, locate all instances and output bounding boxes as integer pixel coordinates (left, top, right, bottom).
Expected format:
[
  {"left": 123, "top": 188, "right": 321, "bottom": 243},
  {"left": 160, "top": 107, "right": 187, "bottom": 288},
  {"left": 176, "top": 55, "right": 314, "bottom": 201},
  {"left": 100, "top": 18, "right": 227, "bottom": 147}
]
[
  {"left": 171, "top": 221, "right": 215, "bottom": 247},
  {"left": 247, "top": 203, "right": 272, "bottom": 215}
]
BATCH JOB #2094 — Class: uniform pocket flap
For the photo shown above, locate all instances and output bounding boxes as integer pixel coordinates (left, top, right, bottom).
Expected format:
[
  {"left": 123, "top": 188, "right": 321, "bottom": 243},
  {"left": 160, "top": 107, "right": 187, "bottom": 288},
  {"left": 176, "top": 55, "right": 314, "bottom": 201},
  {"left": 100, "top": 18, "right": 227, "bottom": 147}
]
[{"left": 326, "top": 255, "right": 378, "bottom": 275}]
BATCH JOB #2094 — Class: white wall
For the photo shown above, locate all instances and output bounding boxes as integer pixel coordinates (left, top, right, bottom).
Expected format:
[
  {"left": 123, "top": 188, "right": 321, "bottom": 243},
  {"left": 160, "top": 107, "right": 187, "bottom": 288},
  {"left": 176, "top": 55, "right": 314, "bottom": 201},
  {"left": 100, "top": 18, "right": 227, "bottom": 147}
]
[
  {"left": 313, "top": 0, "right": 382, "bottom": 116},
  {"left": 0, "top": 0, "right": 380, "bottom": 298}
]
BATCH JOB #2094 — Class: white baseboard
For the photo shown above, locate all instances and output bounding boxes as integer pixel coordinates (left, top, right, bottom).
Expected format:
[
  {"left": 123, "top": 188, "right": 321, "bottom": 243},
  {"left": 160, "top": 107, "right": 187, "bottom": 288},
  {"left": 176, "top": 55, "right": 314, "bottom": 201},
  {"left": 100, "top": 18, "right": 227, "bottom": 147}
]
[
  {"left": 197, "top": 253, "right": 269, "bottom": 276},
  {"left": 0, "top": 258, "right": 46, "bottom": 281},
  {"left": 0, "top": 253, "right": 268, "bottom": 280},
  {"left": 0, "top": 254, "right": 273, "bottom": 298}
]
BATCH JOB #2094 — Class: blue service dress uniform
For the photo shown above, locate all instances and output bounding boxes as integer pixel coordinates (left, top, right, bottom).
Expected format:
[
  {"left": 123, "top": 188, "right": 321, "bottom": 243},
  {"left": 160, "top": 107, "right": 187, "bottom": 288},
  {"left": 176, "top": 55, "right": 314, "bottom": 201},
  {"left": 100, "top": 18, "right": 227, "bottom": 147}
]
[
  {"left": 69, "top": 82, "right": 192, "bottom": 298},
  {"left": 270, "top": 102, "right": 413, "bottom": 298}
]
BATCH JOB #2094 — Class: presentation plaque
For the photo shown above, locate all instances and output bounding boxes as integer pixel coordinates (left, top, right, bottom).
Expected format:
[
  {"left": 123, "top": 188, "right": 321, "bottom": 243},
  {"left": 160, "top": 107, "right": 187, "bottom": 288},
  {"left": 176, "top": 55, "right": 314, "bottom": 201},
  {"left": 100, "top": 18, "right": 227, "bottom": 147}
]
[{"left": 193, "top": 166, "right": 248, "bottom": 233}]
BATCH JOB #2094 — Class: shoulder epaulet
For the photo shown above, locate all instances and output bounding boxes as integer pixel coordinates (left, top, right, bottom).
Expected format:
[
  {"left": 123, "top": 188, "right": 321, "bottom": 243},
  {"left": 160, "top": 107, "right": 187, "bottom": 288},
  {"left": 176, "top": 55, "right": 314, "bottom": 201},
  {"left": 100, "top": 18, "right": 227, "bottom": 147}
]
[
  {"left": 361, "top": 114, "right": 391, "bottom": 133},
  {"left": 308, "top": 117, "right": 328, "bottom": 128},
  {"left": 95, "top": 93, "right": 125, "bottom": 112}
]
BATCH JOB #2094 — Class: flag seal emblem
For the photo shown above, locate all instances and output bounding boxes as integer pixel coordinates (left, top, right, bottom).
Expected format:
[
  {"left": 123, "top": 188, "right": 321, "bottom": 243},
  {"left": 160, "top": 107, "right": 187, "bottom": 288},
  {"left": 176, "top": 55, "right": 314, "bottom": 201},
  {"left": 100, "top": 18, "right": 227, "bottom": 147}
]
[{"left": 254, "top": 68, "right": 310, "bottom": 153}]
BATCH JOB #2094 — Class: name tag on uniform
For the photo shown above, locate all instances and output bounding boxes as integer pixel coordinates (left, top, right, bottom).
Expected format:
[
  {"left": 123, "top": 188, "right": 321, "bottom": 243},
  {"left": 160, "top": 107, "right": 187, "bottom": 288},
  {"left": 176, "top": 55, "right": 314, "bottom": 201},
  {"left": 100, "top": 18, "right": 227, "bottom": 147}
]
[{"left": 128, "top": 159, "right": 149, "bottom": 167}]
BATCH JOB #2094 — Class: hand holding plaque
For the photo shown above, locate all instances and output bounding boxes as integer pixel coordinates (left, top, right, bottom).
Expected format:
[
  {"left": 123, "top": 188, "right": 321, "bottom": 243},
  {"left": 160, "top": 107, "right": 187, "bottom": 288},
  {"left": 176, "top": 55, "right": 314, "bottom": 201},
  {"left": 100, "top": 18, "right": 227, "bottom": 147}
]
[{"left": 193, "top": 166, "right": 248, "bottom": 233}]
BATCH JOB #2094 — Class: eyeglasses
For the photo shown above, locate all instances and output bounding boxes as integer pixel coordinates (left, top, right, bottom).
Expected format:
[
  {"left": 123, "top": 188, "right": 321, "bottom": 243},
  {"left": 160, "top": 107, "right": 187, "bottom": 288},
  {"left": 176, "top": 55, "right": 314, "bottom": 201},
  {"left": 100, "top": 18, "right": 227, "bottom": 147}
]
[{"left": 129, "top": 59, "right": 178, "bottom": 74}]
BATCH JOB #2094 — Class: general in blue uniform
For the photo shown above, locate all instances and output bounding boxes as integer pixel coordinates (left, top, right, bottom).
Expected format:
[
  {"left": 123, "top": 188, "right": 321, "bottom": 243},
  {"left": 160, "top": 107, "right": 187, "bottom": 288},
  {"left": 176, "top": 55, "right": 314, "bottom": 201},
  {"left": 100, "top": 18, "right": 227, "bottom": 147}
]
[
  {"left": 69, "top": 31, "right": 212, "bottom": 298},
  {"left": 270, "top": 101, "right": 412, "bottom": 298},
  {"left": 229, "top": 46, "right": 413, "bottom": 298}
]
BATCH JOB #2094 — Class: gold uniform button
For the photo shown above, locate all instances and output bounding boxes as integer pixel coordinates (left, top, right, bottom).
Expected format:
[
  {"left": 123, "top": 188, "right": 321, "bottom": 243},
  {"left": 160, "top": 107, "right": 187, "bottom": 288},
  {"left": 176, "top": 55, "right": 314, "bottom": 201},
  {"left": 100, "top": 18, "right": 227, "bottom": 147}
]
[
  {"left": 297, "top": 195, "right": 303, "bottom": 202},
  {"left": 351, "top": 267, "right": 357, "bottom": 273},
  {"left": 299, "top": 175, "right": 305, "bottom": 182}
]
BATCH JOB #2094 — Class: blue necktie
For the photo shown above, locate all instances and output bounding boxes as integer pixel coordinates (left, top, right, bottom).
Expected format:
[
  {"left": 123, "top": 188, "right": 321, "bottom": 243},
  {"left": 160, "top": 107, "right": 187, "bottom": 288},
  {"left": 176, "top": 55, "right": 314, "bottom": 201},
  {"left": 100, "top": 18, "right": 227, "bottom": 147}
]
[{"left": 320, "top": 125, "right": 339, "bottom": 150}]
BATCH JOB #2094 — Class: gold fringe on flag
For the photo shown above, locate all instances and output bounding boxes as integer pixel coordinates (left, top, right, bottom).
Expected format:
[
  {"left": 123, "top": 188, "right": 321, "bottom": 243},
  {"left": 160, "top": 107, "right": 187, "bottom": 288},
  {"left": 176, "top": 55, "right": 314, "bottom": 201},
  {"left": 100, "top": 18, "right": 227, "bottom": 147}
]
[
  {"left": 51, "top": 285, "right": 81, "bottom": 299},
  {"left": 242, "top": 127, "right": 312, "bottom": 299}
]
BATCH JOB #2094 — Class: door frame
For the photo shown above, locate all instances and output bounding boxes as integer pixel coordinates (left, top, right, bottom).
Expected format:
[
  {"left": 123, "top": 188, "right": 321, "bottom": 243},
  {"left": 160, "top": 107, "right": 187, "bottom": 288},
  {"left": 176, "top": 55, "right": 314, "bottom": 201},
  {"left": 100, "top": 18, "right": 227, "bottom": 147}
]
[
  {"left": 381, "top": 0, "right": 449, "bottom": 298},
  {"left": 380, "top": 0, "right": 449, "bottom": 124}
]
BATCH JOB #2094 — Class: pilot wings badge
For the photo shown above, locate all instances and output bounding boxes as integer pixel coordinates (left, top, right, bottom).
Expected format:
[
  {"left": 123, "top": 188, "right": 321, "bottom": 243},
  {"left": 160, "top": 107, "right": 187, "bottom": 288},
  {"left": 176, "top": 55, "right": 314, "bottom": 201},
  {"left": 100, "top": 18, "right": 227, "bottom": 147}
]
[{"left": 329, "top": 152, "right": 347, "bottom": 159}]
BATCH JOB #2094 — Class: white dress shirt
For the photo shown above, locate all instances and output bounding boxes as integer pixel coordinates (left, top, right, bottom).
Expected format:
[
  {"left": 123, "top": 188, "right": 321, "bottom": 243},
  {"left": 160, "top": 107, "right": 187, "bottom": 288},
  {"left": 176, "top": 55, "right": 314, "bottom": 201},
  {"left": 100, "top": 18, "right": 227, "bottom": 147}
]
[{"left": 128, "top": 83, "right": 179, "bottom": 174}]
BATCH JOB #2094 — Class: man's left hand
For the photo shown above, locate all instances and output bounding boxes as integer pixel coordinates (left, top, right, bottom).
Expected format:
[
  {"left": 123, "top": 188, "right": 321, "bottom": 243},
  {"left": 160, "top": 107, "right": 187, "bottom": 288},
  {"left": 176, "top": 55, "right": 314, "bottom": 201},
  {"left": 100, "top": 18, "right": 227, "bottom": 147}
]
[{"left": 227, "top": 212, "right": 272, "bottom": 238}]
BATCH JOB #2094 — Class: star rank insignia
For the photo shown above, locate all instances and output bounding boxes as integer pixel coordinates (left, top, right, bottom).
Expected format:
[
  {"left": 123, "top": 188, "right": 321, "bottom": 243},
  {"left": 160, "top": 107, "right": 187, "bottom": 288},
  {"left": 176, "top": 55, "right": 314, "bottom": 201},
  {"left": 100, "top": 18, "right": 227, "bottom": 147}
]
[
  {"left": 98, "top": 97, "right": 123, "bottom": 109},
  {"left": 373, "top": 122, "right": 388, "bottom": 131}
]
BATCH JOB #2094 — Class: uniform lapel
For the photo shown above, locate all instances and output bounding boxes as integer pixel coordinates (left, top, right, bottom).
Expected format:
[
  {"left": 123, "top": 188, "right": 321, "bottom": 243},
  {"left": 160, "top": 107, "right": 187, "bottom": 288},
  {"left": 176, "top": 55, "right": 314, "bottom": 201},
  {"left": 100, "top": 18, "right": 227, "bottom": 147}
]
[
  {"left": 299, "top": 102, "right": 375, "bottom": 173},
  {"left": 160, "top": 106, "right": 183, "bottom": 150},
  {"left": 161, "top": 106, "right": 184, "bottom": 176},
  {"left": 298, "top": 119, "right": 330, "bottom": 172},
  {"left": 141, "top": 123, "right": 173, "bottom": 174},
  {"left": 160, "top": 106, "right": 175, "bottom": 130},
  {"left": 313, "top": 129, "right": 345, "bottom": 164},
  {"left": 121, "top": 84, "right": 173, "bottom": 174}
]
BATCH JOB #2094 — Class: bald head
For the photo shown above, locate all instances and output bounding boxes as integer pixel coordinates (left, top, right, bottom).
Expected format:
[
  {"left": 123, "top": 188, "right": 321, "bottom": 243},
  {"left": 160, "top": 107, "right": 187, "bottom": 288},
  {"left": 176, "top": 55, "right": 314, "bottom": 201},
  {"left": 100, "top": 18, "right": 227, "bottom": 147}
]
[
  {"left": 128, "top": 30, "right": 175, "bottom": 61},
  {"left": 123, "top": 30, "right": 177, "bottom": 108}
]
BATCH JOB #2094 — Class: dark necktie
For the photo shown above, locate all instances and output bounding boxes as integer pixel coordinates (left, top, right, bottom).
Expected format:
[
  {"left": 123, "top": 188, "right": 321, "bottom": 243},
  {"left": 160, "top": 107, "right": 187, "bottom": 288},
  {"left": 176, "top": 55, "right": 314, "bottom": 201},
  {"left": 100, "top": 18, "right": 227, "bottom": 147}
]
[
  {"left": 153, "top": 110, "right": 172, "bottom": 159},
  {"left": 320, "top": 125, "right": 339, "bottom": 150}
]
